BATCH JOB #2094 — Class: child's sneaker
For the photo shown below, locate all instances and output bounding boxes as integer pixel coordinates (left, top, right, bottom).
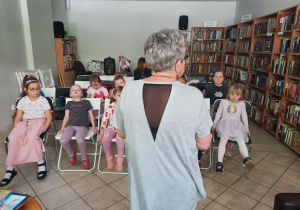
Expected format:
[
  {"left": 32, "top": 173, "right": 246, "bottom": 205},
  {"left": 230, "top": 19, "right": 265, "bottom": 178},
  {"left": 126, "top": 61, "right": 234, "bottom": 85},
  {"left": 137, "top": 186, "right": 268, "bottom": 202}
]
[
  {"left": 106, "top": 154, "right": 115, "bottom": 169},
  {"left": 115, "top": 158, "right": 124, "bottom": 171},
  {"left": 216, "top": 162, "right": 224, "bottom": 174},
  {"left": 82, "top": 159, "right": 89, "bottom": 170},
  {"left": 224, "top": 144, "right": 231, "bottom": 157},
  {"left": 69, "top": 148, "right": 77, "bottom": 165},
  {"left": 243, "top": 157, "right": 255, "bottom": 169}
]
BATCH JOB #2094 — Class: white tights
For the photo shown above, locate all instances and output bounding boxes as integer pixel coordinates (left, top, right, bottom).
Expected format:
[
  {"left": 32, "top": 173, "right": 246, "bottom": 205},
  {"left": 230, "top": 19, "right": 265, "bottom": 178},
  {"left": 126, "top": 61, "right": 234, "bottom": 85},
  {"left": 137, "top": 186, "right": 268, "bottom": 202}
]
[{"left": 218, "top": 137, "right": 249, "bottom": 163}]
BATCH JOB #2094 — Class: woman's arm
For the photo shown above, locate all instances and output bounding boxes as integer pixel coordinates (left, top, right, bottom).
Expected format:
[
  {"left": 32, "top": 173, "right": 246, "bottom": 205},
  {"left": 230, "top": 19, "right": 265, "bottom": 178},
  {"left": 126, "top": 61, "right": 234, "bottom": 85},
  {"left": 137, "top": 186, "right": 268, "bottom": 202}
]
[
  {"left": 196, "top": 133, "right": 211, "bottom": 150},
  {"left": 14, "top": 109, "right": 23, "bottom": 127},
  {"left": 57, "top": 110, "right": 70, "bottom": 134},
  {"left": 43, "top": 110, "right": 53, "bottom": 133}
]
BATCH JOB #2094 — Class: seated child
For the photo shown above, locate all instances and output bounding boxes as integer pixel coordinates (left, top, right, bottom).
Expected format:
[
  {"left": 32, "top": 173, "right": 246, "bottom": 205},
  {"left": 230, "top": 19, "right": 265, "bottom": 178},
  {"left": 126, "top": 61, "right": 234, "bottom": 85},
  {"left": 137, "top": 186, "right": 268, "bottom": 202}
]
[{"left": 109, "top": 75, "right": 126, "bottom": 96}]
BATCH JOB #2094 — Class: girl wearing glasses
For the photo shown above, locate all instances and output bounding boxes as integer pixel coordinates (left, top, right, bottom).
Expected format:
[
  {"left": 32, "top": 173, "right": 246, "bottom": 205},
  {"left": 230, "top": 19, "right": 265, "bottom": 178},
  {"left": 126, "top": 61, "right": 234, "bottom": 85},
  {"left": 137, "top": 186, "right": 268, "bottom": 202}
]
[{"left": 0, "top": 75, "right": 52, "bottom": 187}]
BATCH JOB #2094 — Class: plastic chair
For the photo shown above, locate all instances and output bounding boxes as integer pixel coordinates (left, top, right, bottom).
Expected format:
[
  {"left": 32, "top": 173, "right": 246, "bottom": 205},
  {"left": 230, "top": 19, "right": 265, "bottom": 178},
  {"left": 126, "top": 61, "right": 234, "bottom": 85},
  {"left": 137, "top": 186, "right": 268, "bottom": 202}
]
[
  {"left": 55, "top": 98, "right": 101, "bottom": 172},
  {"left": 210, "top": 99, "right": 253, "bottom": 178},
  {"left": 98, "top": 99, "right": 128, "bottom": 175},
  {"left": 74, "top": 61, "right": 93, "bottom": 77},
  {"left": 74, "top": 81, "right": 90, "bottom": 89},
  {"left": 5, "top": 97, "right": 55, "bottom": 173}
]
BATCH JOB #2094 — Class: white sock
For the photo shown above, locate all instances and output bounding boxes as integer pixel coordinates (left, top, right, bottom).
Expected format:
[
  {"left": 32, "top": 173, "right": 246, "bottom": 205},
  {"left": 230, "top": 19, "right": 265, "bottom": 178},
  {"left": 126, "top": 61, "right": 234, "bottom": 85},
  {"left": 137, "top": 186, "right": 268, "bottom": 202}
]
[
  {"left": 37, "top": 159, "right": 46, "bottom": 177},
  {"left": 3, "top": 165, "right": 14, "bottom": 181}
]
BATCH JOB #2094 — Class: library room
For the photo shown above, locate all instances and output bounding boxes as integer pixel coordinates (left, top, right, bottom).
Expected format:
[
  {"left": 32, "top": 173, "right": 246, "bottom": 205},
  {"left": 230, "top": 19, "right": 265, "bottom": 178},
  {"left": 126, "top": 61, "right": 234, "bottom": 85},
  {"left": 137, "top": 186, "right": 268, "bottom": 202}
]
[{"left": 1, "top": 0, "right": 300, "bottom": 209}]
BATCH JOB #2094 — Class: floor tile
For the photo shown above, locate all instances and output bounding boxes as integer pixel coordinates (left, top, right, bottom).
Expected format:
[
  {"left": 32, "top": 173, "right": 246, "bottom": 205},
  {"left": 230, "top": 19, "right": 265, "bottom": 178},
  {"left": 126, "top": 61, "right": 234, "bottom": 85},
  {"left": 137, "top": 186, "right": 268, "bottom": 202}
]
[
  {"left": 202, "top": 177, "right": 228, "bottom": 200},
  {"left": 256, "top": 160, "right": 287, "bottom": 177},
  {"left": 56, "top": 198, "right": 92, "bottom": 210},
  {"left": 38, "top": 184, "right": 79, "bottom": 210},
  {"left": 58, "top": 169, "right": 91, "bottom": 183},
  {"left": 281, "top": 168, "right": 300, "bottom": 185},
  {"left": 109, "top": 176, "right": 128, "bottom": 197},
  {"left": 223, "top": 159, "right": 246, "bottom": 176},
  {"left": 0, "top": 147, "right": 6, "bottom": 155},
  {"left": 253, "top": 203, "right": 273, "bottom": 210},
  {"left": 69, "top": 173, "right": 106, "bottom": 196},
  {"left": 260, "top": 189, "right": 279, "bottom": 208},
  {"left": 205, "top": 170, "right": 240, "bottom": 187},
  {"left": 204, "top": 201, "right": 229, "bottom": 210},
  {"left": 230, "top": 178, "right": 269, "bottom": 201},
  {"left": 195, "top": 197, "right": 212, "bottom": 209},
  {"left": 29, "top": 173, "right": 66, "bottom": 195},
  {"left": 275, "top": 152, "right": 299, "bottom": 160},
  {"left": 232, "top": 151, "right": 269, "bottom": 164},
  {"left": 11, "top": 182, "right": 36, "bottom": 197},
  {"left": 264, "top": 153, "right": 294, "bottom": 167},
  {"left": 95, "top": 170, "right": 125, "bottom": 184},
  {"left": 21, "top": 164, "right": 55, "bottom": 182},
  {"left": 34, "top": 196, "right": 47, "bottom": 210},
  {"left": 0, "top": 171, "right": 27, "bottom": 189},
  {"left": 246, "top": 168, "right": 279, "bottom": 188},
  {"left": 106, "top": 199, "right": 130, "bottom": 210},
  {"left": 82, "top": 185, "right": 123, "bottom": 210},
  {"left": 289, "top": 158, "right": 300, "bottom": 172},
  {"left": 272, "top": 178, "right": 300, "bottom": 193},
  {"left": 216, "top": 188, "right": 258, "bottom": 210}
]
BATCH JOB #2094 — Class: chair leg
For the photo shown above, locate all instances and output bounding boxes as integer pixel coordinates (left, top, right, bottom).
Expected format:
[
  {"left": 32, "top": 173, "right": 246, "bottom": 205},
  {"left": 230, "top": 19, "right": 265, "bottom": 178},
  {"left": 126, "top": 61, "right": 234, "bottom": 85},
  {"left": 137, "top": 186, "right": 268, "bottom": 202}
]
[{"left": 211, "top": 142, "right": 214, "bottom": 174}]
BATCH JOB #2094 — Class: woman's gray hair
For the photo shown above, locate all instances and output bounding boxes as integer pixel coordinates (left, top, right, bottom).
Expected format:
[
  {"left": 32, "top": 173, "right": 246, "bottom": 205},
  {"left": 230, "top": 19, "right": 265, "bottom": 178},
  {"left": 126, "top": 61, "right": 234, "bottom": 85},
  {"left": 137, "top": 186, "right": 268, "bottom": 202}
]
[{"left": 144, "top": 28, "right": 187, "bottom": 72}]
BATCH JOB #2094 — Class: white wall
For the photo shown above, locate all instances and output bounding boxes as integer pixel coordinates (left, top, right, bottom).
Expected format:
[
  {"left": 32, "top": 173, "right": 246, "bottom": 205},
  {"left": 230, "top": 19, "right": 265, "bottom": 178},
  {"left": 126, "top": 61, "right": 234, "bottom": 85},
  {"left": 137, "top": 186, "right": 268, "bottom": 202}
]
[
  {"left": 27, "top": 0, "right": 58, "bottom": 84},
  {"left": 235, "top": 0, "right": 300, "bottom": 24},
  {"left": 68, "top": 0, "right": 236, "bottom": 71},
  {"left": 0, "top": 0, "right": 28, "bottom": 130},
  {"left": 51, "top": 0, "right": 69, "bottom": 31}
]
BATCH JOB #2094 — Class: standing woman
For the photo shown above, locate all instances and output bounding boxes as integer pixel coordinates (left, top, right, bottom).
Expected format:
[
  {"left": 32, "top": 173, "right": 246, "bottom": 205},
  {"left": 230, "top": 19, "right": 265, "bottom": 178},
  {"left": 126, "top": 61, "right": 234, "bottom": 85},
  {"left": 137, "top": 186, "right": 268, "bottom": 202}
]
[
  {"left": 133, "top": 57, "right": 152, "bottom": 80},
  {"left": 112, "top": 28, "right": 212, "bottom": 210}
]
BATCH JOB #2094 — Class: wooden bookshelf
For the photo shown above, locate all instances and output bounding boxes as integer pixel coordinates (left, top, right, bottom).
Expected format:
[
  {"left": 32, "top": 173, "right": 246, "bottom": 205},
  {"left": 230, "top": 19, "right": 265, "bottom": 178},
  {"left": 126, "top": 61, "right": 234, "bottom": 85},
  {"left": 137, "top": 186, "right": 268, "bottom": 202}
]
[
  {"left": 222, "top": 4, "right": 300, "bottom": 154},
  {"left": 181, "top": 30, "right": 193, "bottom": 76}
]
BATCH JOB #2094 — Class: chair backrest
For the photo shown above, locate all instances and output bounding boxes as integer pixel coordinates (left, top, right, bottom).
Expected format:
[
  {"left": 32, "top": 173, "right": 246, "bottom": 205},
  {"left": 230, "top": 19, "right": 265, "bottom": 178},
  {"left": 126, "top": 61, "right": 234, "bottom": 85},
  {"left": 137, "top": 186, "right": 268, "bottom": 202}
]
[
  {"left": 99, "top": 76, "right": 134, "bottom": 83},
  {"left": 74, "top": 61, "right": 87, "bottom": 76},
  {"left": 56, "top": 87, "right": 70, "bottom": 98},
  {"left": 75, "top": 81, "right": 90, "bottom": 89},
  {"left": 213, "top": 99, "right": 251, "bottom": 115},
  {"left": 65, "top": 98, "right": 101, "bottom": 126},
  {"left": 41, "top": 88, "right": 56, "bottom": 105},
  {"left": 204, "top": 98, "right": 210, "bottom": 113},
  {"left": 77, "top": 75, "right": 92, "bottom": 81}
]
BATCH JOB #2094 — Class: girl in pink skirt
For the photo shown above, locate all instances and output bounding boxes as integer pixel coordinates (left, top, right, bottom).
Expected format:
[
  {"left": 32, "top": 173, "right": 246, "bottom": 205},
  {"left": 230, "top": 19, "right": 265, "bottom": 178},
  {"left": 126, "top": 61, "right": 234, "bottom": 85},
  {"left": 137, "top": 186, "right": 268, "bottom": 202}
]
[
  {"left": 1, "top": 76, "right": 52, "bottom": 187},
  {"left": 97, "top": 87, "right": 125, "bottom": 171},
  {"left": 212, "top": 85, "right": 255, "bottom": 174}
]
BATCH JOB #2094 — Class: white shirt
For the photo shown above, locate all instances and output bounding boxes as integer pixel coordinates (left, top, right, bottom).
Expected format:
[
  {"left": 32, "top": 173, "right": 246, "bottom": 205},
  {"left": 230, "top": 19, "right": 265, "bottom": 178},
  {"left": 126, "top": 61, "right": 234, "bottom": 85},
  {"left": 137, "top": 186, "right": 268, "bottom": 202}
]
[
  {"left": 87, "top": 86, "right": 108, "bottom": 99},
  {"left": 17, "top": 96, "right": 51, "bottom": 119}
]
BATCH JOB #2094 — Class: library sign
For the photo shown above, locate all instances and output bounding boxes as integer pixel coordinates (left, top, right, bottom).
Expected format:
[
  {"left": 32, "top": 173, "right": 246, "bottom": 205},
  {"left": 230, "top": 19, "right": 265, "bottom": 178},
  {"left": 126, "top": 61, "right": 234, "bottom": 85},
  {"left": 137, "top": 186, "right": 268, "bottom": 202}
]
[
  {"left": 241, "top": 14, "right": 252, "bottom": 23},
  {"left": 203, "top": 21, "right": 217, "bottom": 27}
]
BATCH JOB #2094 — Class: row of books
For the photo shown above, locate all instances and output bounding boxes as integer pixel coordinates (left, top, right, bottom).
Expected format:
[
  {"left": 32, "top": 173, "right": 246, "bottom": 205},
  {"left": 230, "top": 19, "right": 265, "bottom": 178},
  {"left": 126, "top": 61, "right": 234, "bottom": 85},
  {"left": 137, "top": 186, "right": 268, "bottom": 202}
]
[
  {"left": 252, "top": 40, "right": 273, "bottom": 52},
  {"left": 292, "top": 37, "right": 300, "bottom": 53},
  {"left": 268, "top": 78, "right": 284, "bottom": 94},
  {"left": 273, "top": 56, "right": 287, "bottom": 75},
  {"left": 266, "top": 96, "right": 281, "bottom": 113},
  {"left": 237, "top": 41, "right": 251, "bottom": 52},
  {"left": 278, "top": 13, "right": 295, "bottom": 32},
  {"left": 208, "top": 65, "right": 220, "bottom": 74},
  {"left": 182, "top": 32, "right": 191, "bottom": 42},
  {"left": 281, "top": 103, "right": 300, "bottom": 126},
  {"left": 278, "top": 124, "right": 300, "bottom": 146},
  {"left": 274, "top": 38, "right": 291, "bottom": 53},
  {"left": 185, "top": 65, "right": 190, "bottom": 75},
  {"left": 250, "top": 105, "right": 263, "bottom": 121},
  {"left": 250, "top": 56, "right": 271, "bottom": 71},
  {"left": 64, "top": 55, "right": 76, "bottom": 70},
  {"left": 224, "top": 41, "right": 236, "bottom": 52},
  {"left": 224, "top": 78, "right": 232, "bottom": 87},
  {"left": 248, "top": 72, "right": 268, "bottom": 88},
  {"left": 193, "top": 30, "right": 222, "bottom": 40},
  {"left": 265, "top": 115, "right": 278, "bottom": 132},
  {"left": 234, "top": 69, "right": 247, "bottom": 81},
  {"left": 248, "top": 89, "right": 265, "bottom": 105},
  {"left": 224, "top": 55, "right": 234, "bottom": 65},
  {"left": 225, "top": 28, "right": 237, "bottom": 39},
  {"left": 191, "top": 53, "right": 221, "bottom": 63},
  {"left": 254, "top": 18, "right": 276, "bottom": 35},
  {"left": 225, "top": 66, "right": 233, "bottom": 78},
  {"left": 288, "top": 61, "right": 300, "bottom": 77},
  {"left": 238, "top": 25, "right": 253, "bottom": 39},
  {"left": 190, "top": 65, "right": 204, "bottom": 74},
  {"left": 284, "top": 81, "right": 300, "bottom": 102},
  {"left": 192, "top": 42, "right": 222, "bottom": 51},
  {"left": 63, "top": 40, "right": 76, "bottom": 55},
  {"left": 235, "top": 56, "right": 249, "bottom": 67},
  {"left": 187, "top": 43, "right": 191, "bottom": 52}
]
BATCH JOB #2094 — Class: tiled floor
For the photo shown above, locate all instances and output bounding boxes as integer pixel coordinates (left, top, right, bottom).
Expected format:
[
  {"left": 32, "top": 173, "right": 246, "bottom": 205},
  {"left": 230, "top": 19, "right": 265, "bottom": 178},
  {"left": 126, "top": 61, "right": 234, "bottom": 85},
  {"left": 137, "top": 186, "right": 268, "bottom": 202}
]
[{"left": 0, "top": 120, "right": 299, "bottom": 210}]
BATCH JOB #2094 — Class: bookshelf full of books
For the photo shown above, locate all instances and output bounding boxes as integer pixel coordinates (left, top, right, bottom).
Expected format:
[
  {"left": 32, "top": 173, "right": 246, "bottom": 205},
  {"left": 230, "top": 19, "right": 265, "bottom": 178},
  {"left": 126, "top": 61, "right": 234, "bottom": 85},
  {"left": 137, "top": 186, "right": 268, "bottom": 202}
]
[
  {"left": 221, "top": 4, "right": 300, "bottom": 154},
  {"left": 190, "top": 27, "right": 224, "bottom": 79},
  {"left": 181, "top": 30, "right": 193, "bottom": 76}
]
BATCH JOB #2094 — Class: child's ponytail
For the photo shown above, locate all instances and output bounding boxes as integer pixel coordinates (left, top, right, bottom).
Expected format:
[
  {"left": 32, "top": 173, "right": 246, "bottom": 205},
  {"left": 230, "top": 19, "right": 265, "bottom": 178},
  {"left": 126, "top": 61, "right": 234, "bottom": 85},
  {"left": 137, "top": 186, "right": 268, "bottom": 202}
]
[{"left": 22, "top": 75, "right": 39, "bottom": 97}]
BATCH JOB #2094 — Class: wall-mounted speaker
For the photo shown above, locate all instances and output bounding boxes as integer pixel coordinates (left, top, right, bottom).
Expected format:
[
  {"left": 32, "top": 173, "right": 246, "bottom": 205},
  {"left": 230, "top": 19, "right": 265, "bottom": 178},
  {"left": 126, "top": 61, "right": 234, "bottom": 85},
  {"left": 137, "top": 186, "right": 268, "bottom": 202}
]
[
  {"left": 179, "top": 15, "right": 188, "bottom": 30},
  {"left": 104, "top": 57, "right": 115, "bottom": 75},
  {"left": 53, "top": 21, "right": 65, "bottom": 38}
]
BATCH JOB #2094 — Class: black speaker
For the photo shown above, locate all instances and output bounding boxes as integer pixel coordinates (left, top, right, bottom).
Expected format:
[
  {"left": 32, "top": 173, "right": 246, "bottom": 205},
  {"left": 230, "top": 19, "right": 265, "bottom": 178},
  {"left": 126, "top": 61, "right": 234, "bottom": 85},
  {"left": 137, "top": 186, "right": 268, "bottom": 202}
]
[
  {"left": 179, "top": 15, "right": 188, "bottom": 30},
  {"left": 53, "top": 21, "right": 65, "bottom": 38},
  {"left": 104, "top": 57, "right": 115, "bottom": 75}
]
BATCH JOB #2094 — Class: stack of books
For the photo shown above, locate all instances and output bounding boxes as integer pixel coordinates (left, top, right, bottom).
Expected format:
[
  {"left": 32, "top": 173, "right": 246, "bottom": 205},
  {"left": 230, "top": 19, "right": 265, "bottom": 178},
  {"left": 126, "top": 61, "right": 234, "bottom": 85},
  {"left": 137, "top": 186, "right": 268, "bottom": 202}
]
[
  {"left": 224, "top": 54, "right": 234, "bottom": 65},
  {"left": 235, "top": 56, "right": 249, "bottom": 67},
  {"left": 192, "top": 41, "right": 222, "bottom": 51},
  {"left": 248, "top": 89, "right": 265, "bottom": 105},
  {"left": 250, "top": 56, "right": 271, "bottom": 70},
  {"left": 225, "top": 28, "right": 237, "bottom": 39},
  {"left": 266, "top": 96, "right": 281, "bottom": 113},
  {"left": 288, "top": 60, "right": 300, "bottom": 77},
  {"left": 63, "top": 55, "right": 76, "bottom": 70},
  {"left": 234, "top": 69, "right": 247, "bottom": 81},
  {"left": 250, "top": 105, "right": 263, "bottom": 121},
  {"left": 237, "top": 41, "right": 251, "bottom": 52},
  {"left": 254, "top": 18, "right": 276, "bottom": 35},
  {"left": 273, "top": 56, "right": 288, "bottom": 75},
  {"left": 238, "top": 25, "right": 253, "bottom": 39},
  {"left": 274, "top": 38, "right": 291, "bottom": 53},
  {"left": 191, "top": 53, "right": 221, "bottom": 63},
  {"left": 190, "top": 65, "right": 204, "bottom": 73},
  {"left": 265, "top": 115, "right": 278, "bottom": 132},
  {"left": 284, "top": 81, "right": 300, "bottom": 101},
  {"left": 63, "top": 40, "right": 76, "bottom": 55},
  {"left": 225, "top": 66, "right": 234, "bottom": 78},
  {"left": 278, "top": 124, "right": 300, "bottom": 146},
  {"left": 292, "top": 37, "right": 300, "bottom": 53},
  {"left": 278, "top": 13, "right": 295, "bottom": 32},
  {"left": 248, "top": 72, "right": 268, "bottom": 88},
  {"left": 193, "top": 29, "right": 222, "bottom": 40},
  {"left": 224, "top": 78, "right": 232, "bottom": 87},
  {"left": 281, "top": 103, "right": 300, "bottom": 126},
  {"left": 224, "top": 41, "right": 236, "bottom": 51},
  {"left": 208, "top": 65, "right": 220, "bottom": 74},
  {"left": 252, "top": 40, "right": 273, "bottom": 52},
  {"left": 268, "top": 78, "right": 284, "bottom": 94}
]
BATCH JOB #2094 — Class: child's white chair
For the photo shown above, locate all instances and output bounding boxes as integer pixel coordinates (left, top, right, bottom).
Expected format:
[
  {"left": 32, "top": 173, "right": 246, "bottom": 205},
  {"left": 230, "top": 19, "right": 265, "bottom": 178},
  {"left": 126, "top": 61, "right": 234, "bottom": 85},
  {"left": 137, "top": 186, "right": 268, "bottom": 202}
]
[
  {"left": 41, "top": 88, "right": 56, "bottom": 106},
  {"left": 55, "top": 98, "right": 101, "bottom": 172},
  {"left": 74, "top": 81, "right": 91, "bottom": 89},
  {"left": 97, "top": 99, "right": 128, "bottom": 175}
]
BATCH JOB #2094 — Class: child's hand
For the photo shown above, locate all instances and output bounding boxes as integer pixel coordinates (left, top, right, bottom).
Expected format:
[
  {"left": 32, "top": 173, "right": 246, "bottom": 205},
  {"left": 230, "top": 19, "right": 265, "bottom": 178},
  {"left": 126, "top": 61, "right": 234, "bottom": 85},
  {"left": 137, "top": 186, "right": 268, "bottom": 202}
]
[
  {"left": 97, "top": 129, "right": 104, "bottom": 142},
  {"left": 246, "top": 131, "right": 250, "bottom": 136},
  {"left": 93, "top": 128, "right": 98, "bottom": 134},
  {"left": 57, "top": 129, "right": 64, "bottom": 135},
  {"left": 211, "top": 127, "right": 216, "bottom": 132}
]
